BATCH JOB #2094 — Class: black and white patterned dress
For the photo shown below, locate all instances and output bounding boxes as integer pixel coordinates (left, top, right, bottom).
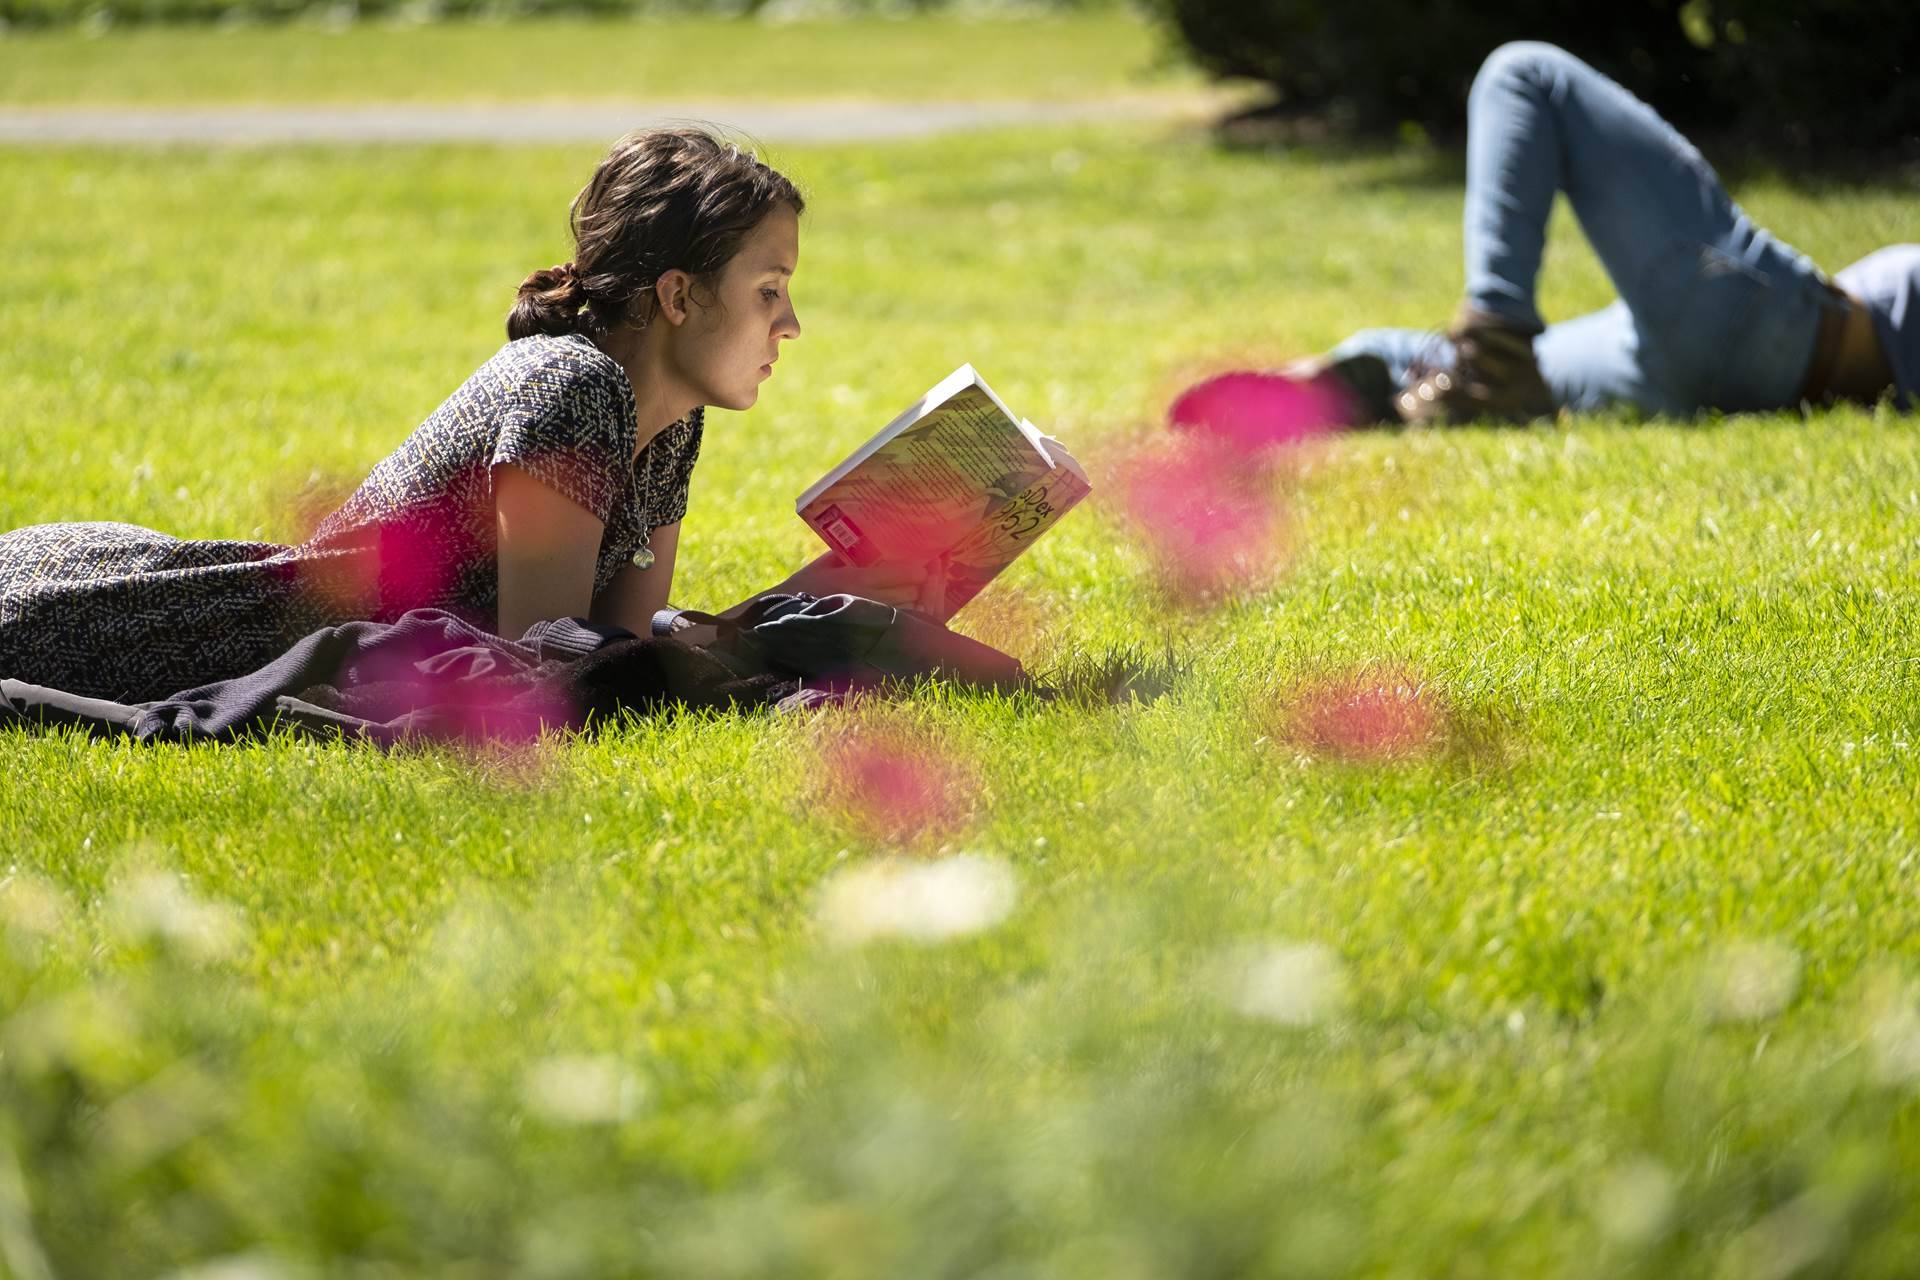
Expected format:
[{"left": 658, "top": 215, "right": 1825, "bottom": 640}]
[{"left": 0, "top": 333, "right": 702, "bottom": 701}]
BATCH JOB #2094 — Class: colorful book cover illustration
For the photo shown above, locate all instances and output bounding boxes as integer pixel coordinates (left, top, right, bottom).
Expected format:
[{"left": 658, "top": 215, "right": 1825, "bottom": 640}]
[{"left": 797, "top": 365, "right": 1091, "bottom": 619}]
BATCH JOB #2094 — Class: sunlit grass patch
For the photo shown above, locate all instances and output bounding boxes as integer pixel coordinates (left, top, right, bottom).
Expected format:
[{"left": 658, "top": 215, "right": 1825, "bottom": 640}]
[{"left": 0, "top": 12, "right": 1195, "bottom": 106}]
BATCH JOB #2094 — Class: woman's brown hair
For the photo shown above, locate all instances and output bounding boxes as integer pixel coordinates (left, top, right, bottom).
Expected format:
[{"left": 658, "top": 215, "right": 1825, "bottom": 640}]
[{"left": 508, "top": 127, "right": 804, "bottom": 342}]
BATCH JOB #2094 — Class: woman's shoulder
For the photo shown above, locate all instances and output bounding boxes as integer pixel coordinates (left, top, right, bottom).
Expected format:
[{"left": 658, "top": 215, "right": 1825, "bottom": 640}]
[
  {"left": 307, "top": 334, "right": 635, "bottom": 544},
  {"left": 468, "top": 333, "right": 639, "bottom": 458},
  {"left": 484, "top": 333, "right": 632, "bottom": 407}
]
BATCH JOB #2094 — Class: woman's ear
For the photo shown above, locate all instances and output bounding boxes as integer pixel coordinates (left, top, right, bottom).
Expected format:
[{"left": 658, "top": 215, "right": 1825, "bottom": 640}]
[{"left": 653, "top": 269, "right": 693, "bottom": 326}]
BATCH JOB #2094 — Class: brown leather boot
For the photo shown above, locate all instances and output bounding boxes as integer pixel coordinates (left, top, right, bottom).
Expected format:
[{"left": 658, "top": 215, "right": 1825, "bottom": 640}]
[{"left": 1395, "top": 305, "right": 1557, "bottom": 426}]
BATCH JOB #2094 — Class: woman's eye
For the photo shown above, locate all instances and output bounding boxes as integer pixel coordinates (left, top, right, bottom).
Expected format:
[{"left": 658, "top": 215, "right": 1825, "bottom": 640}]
[{"left": 760, "top": 287, "right": 780, "bottom": 301}]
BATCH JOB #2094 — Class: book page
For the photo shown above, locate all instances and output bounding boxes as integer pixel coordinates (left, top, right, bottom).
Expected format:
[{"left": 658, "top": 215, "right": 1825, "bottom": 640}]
[{"left": 795, "top": 364, "right": 985, "bottom": 513}]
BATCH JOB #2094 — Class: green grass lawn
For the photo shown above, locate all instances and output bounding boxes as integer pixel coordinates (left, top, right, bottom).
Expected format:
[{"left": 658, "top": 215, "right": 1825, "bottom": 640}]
[
  {"left": 4, "top": 117, "right": 1920, "bottom": 1276},
  {"left": 0, "top": 11, "right": 1201, "bottom": 105}
]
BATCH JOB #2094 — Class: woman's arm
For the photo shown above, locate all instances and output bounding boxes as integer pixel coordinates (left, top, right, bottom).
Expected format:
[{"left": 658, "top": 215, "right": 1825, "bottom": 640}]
[
  {"left": 590, "top": 522, "right": 679, "bottom": 634},
  {"left": 494, "top": 462, "right": 605, "bottom": 637}
]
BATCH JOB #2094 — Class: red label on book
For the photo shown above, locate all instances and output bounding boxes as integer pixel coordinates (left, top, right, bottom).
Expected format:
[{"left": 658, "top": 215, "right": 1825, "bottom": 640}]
[{"left": 816, "top": 505, "right": 878, "bottom": 566}]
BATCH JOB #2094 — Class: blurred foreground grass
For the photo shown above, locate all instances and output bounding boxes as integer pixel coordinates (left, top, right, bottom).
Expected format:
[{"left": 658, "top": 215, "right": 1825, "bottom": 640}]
[
  {"left": 3, "top": 121, "right": 1920, "bottom": 1275},
  {"left": 0, "top": 11, "right": 1196, "bottom": 105}
]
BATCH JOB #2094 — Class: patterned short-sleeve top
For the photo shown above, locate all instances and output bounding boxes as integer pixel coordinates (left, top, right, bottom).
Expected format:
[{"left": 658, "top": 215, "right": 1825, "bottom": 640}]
[
  {"left": 308, "top": 332, "right": 703, "bottom": 615},
  {"left": 0, "top": 332, "right": 703, "bottom": 701}
]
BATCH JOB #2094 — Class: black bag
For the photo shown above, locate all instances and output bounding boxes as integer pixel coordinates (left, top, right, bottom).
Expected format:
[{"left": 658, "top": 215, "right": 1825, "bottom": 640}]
[{"left": 655, "top": 593, "right": 1029, "bottom": 692}]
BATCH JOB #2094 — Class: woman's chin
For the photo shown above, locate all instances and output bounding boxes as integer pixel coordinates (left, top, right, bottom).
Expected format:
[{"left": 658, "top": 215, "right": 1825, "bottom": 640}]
[{"left": 700, "top": 371, "right": 769, "bottom": 413}]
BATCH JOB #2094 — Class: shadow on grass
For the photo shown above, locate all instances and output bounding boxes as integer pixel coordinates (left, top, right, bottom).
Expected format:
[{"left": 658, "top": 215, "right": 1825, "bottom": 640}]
[
  {"left": 1040, "top": 642, "right": 1193, "bottom": 708},
  {"left": 1202, "top": 100, "right": 1465, "bottom": 191}
]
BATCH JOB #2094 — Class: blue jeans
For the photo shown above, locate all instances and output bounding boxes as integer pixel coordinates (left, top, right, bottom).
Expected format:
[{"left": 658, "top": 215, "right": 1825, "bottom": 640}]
[{"left": 1333, "top": 42, "right": 1838, "bottom": 417}]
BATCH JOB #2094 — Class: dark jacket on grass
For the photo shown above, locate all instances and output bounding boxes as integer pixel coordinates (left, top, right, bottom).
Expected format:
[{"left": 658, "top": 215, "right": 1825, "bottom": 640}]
[
  {"left": 0, "top": 609, "right": 788, "bottom": 746},
  {"left": 0, "top": 596, "right": 1027, "bottom": 746}
]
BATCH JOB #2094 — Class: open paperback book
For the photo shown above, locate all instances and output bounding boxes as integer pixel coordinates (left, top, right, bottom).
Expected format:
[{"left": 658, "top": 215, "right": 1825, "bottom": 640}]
[{"left": 796, "top": 364, "right": 1091, "bottom": 621}]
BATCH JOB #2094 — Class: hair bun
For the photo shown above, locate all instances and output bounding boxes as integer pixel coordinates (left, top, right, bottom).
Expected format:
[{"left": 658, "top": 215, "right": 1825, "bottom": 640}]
[
  {"left": 508, "top": 262, "right": 588, "bottom": 339},
  {"left": 518, "top": 261, "right": 578, "bottom": 295}
]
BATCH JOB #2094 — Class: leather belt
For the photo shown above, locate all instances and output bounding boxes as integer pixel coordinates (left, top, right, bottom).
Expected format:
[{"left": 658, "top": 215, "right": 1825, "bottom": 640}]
[
  {"left": 1799, "top": 285, "right": 1852, "bottom": 404},
  {"left": 1800, "top": 283, "right": 1891, "bottom": 405}
]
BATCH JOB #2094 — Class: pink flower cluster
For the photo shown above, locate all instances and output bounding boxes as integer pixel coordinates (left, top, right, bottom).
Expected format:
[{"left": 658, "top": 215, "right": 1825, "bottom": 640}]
[
  {"left": 1107, "top": 366, "right": 1359, "bottom": 607},
  {"left": 1275, "top": 665, "right": 1448, "bottom": 764},
  {"left": 817, "top": 719, "right": 979, "bottom": 845},
  {"left": 1165, "top": 368, "right": 1357, "bottom": 453}
]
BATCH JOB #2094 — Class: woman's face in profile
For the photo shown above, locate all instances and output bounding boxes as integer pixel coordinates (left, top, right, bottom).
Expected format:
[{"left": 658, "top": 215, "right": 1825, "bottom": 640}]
[{"left": 672, "top": 204, "right": 803, "bottom": 413}]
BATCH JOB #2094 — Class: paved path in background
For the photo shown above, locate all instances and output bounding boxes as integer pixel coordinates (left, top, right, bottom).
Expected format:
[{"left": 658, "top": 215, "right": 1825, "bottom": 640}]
[{"left": 0, "top": 94, "right": 1227, "bottom": 145}]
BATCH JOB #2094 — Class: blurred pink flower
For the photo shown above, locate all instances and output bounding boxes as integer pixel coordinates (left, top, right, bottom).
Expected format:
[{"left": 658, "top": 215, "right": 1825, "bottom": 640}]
[
  {"left": 1278, "top": 665, "right": 1447, "bottom": 763},
  {"left": 370, "top": 514, "right": 467, "bottom": 616},
  {"left": 328, "top": 633, "right": 579, "bottom": 748},
  {"left": 1106, "top": 436, "right": 1290, "bottom": 607},
  {"left": 287, "top": 509, "right": 471, "bottom": 621},
  {"left": 1167, "top": 369, "right": 1355, "bottom": 455},
  {"left": 411, "top": 679, "right": 577, "bottom": 746},
  {"left": 818, "top": 722, "right": 978, "bottom": 845}
]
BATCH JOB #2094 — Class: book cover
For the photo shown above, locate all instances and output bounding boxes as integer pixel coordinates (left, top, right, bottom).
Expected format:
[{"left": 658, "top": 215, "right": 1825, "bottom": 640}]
[{"left": 797, "top": 365, "right": 1090, "bottom": 619}]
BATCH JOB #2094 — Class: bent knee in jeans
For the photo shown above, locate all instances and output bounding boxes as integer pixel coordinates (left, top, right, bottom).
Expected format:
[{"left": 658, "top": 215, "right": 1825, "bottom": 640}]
[{"left": 1472, "top": 41, "right": 1583, "bottom": 97}]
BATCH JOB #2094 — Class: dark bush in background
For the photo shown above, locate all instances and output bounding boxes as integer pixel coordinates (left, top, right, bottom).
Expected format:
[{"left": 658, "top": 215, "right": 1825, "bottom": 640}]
[
  {"left": 1142, "top": 0, "right": 1920, "bottom": 159},
  {"left": 1702, "top": 1, "right": 1920, "bottom": 155}
]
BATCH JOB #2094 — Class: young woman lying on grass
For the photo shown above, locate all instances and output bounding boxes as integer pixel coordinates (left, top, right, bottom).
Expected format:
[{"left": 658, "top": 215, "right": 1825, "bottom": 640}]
[
  {"left": 0, "top": 127, "right": 941, "bottom": 703},
  {"left": 1289, "top": 42, "right": 1917, "bottom": 426}
]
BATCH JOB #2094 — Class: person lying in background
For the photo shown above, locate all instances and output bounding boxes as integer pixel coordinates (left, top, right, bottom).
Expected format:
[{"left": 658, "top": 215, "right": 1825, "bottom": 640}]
[{"left": 1289, "top": 41, "right": 1915, "bottom": 426}]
